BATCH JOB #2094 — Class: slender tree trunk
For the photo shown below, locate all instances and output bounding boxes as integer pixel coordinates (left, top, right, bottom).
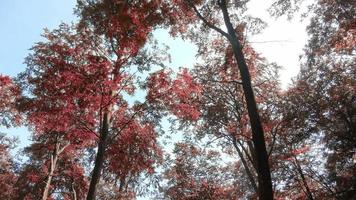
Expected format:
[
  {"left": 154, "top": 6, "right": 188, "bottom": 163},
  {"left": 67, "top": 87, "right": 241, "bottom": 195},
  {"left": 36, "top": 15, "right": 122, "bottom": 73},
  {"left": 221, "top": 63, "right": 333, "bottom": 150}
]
[
  {"left": 86, "top": 112, "right": 110, "bottom": 200},
  {"left": 42, "top": 140, "right": 69, "bottom": 200},
  {"left": 232, "top": 138, "right": 258, "bottom": 192},
  {"left": 42, "top": 156, "right": 57, "bottom": 200},
  {"left": 294, "top": 156, "right": 314, "bottom": 200},
  {"left": 42, "top": 142, "right": 59, "bottom": 200},
  {"left": 219, "top": 1, "right": 273, "bottom": 199},
  {"left": 72, "top": 182, "right": 77, "bottom": 200}
]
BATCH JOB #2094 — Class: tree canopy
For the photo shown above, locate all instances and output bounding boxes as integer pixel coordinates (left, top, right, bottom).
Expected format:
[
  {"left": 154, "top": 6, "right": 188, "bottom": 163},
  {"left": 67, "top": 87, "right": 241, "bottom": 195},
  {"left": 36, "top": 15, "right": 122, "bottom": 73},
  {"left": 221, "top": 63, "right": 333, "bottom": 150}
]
[{"left": 0, "top": 0, "right": 355, "bottom": 199}]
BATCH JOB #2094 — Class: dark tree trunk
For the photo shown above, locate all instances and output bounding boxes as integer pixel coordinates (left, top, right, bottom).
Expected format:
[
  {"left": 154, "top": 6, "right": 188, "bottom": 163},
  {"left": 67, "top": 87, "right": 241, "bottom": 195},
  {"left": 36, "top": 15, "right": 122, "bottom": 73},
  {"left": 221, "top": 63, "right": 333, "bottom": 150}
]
[
  {"left": 219, "top": 1, "right": 273, "bottom": 199},
  {"left": 86, "top": 112, "right": 110, "bottom": 200}
]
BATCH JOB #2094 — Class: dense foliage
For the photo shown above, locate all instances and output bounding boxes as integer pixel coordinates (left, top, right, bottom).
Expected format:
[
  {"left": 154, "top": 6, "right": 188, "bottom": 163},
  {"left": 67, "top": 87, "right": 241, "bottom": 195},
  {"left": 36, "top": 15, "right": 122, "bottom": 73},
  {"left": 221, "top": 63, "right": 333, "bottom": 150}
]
[{"left": 0, "top": 0, "right": 354, "bottom": 199}]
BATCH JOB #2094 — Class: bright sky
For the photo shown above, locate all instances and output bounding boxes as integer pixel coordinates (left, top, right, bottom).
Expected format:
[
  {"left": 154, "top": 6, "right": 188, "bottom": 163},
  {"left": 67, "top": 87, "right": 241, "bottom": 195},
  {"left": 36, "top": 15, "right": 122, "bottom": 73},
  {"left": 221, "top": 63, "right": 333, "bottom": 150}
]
[
  {"left": 0, "top": 0, "right": 77, "bottom": 152},
  {"left": 247, "top": 0, "right": 309, "bottom": 88},
  {"left": 0, "top": 0, "right": 309, "bottom": 195}
]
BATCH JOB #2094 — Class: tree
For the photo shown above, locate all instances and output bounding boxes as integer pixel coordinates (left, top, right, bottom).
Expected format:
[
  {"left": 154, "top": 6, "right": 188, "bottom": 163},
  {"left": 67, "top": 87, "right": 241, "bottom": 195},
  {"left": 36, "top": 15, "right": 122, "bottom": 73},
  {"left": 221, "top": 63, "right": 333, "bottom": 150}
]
[
  {"left": 167, "top": 1, "right": 274, "bottom": 198},
  {"left": 0, "top": 75, "right": 21, "bottom": 199},
  {"left": 280, "top": 55, "right": 355, "bottom": 199},
  {"left": 18, "top": 75, "right": 89, "bottom": 200},
  {"left": 166, "top": 34, "right": 281, "bottom": 197},
  {"left": 146, "top": 38, "right": 284, "bottom": 199},
  {"left": 272, "top": 0, "right": 356, "bottom": 198},
  {"left": 74, "top": 1, "right": 175, "bottom": 198},
  {"left": 15, "top": 134, "right": 88, "bottom": 200},
  {"left": 21, "top": 21, "right": 164, "bottom": 199}
]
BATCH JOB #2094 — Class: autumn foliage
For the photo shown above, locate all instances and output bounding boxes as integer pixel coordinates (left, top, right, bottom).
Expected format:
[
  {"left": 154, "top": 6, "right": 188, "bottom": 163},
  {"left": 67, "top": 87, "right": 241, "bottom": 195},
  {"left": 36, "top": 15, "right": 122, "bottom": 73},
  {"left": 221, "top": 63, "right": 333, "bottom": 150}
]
[{"left": 0, "top": 0, "right": 355, "bottom": 199}]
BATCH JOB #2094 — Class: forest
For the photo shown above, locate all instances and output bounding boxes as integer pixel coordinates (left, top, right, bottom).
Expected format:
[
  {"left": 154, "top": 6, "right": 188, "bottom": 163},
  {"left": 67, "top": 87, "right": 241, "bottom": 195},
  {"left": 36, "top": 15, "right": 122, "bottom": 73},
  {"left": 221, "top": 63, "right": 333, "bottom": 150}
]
[{"left": 0, "top": 0, "right": 355, "bottom": 199}]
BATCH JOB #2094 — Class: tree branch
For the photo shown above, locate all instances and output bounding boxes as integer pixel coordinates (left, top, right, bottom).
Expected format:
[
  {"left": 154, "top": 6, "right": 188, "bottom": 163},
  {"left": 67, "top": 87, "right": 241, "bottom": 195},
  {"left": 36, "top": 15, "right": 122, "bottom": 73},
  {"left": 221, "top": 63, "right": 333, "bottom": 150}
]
[{"left": 186, "top": 0, "right": 230, "bottom": 38}]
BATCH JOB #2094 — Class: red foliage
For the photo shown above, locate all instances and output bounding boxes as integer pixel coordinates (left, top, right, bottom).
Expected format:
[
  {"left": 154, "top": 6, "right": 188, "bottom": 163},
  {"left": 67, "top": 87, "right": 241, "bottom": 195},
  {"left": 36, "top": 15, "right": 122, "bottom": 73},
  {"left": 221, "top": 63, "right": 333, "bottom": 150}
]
[
  {"left": 77, "top": 0, "right": 170, "bottom": 56},
  {"left": 147, "top": 69, "right": 202, "bottom": 120},
  {"left": 0, "top": 134, "right": 18, "bottom": 200},
  {"left": 22, "top": 19, "right": 165, "bottom": 197},
  {"left": 0, "top": 74, "right": 21, "bottom": 127},
  {"left": 107, "top": 121, "right": 162, "bottom": 185},
  {"left": 163, "top": 143, "right": 241, "bottom": 200}
]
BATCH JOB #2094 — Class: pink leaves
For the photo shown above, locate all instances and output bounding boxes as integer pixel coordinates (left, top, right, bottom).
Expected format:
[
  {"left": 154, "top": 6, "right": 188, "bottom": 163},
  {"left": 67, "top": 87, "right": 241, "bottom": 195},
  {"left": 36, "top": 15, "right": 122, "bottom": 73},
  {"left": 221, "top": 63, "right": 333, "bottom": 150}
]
[
  {"left": 173, "top": 103, "right": 200, "bottom": 121},
  {"left": 147, "top": 68, "right": 202, "bottom": 121},
  {"left": 0, "top": 75, "right": 12, "bottom": 86},
  {"left": 0, "top": 75, "right": 21, "bottom": 127},
  {"left": 147, "top": 70, "right": 170, "bottom": 102},
  {"left": 107, "top": 120, "right": 162, "bottom": 180}
]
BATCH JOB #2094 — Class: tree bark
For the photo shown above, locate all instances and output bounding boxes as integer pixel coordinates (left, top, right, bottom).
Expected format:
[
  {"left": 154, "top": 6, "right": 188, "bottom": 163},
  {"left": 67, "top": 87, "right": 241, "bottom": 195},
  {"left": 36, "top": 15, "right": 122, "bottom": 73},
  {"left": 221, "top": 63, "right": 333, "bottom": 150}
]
[
  {"left": 218, "top": 1, "right": 273, "bottom": 199},
  {"left": 72, "top": 182, "right": 77, "bottom": 200},
  {"left": 42, "top": 151, "right": 58, "bottom": 200},
  {"left": 43, "top": 141, "right": 68, "bottom": 200},
  {"left": 86, "top": 112, "right": 110, "bottom": 200}
]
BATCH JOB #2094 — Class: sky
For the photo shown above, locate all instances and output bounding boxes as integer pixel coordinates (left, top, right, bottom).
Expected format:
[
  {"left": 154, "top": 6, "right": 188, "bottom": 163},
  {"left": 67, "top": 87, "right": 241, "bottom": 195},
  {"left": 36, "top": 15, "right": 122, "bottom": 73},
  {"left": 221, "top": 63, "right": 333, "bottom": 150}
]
[
  {"left": 247, "top": 0, "right": 310, "bottom": 87},
  {"left": 0, "top": 0, "right": 309, "bottom": 196},
  {"left": 0, "top": 0, "right": 78, "bottom": 152}
]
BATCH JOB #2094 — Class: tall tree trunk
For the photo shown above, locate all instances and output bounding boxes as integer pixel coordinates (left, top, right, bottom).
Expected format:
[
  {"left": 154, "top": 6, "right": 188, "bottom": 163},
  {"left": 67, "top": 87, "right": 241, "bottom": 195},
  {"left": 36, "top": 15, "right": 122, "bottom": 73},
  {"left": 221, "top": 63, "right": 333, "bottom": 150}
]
[
  {"left": 219, "top": 1, "right": 273, "bottom": 199},
  {"left": 86, "top": 112, "right": 110, "bottom": 200}
]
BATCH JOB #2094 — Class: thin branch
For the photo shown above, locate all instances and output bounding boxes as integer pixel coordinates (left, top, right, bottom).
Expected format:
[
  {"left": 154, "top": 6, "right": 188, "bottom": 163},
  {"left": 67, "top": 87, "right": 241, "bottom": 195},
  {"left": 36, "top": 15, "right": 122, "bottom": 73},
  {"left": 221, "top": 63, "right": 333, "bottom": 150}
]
[
  {"left": 58, "top": 142, "right": 70, "bottom": 155},
  {"left": 237, "top": 140, "right": 256, "bottom": 171},
  {"left": 110, "top": 104, "right": 144, "bottom": 141},
  {"left": 76, "top": 118, "right": 99, "bottom": 138},
  {"left": 186, "top": 0, "right": 230, "bottom": 38},
  {"left": 267, "top": 121, "right": 283, "bottom": 158}
]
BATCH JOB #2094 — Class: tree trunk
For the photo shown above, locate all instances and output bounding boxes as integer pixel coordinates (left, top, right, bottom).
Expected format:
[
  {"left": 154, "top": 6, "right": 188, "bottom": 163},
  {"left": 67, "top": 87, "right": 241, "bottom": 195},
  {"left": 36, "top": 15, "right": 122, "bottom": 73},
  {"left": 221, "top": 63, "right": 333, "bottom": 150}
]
[
  {"left": 42, "top": 143, "right": 59, "bottom": 200},
  {"left": 72, "top": 182, "right": 77, "bottom": 200},
  {"left": 219, "top": 1, "right": 273, "bottom": 199},
  {"left": 86, "top": 112, "right": 110, "bottom": 200}
]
